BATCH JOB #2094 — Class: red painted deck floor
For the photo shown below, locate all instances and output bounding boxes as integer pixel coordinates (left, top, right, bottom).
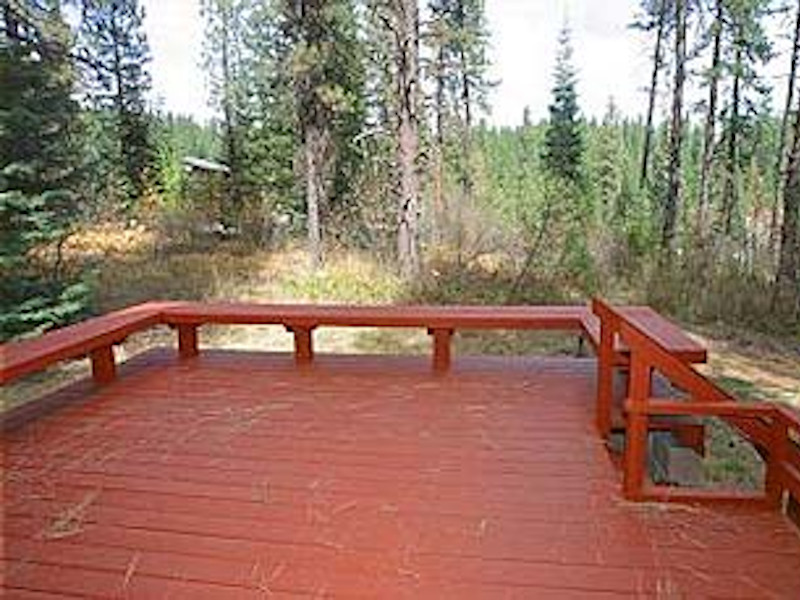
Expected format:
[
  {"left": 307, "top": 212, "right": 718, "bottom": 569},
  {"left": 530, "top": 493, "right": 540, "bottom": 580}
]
[{"left": 2, "top": 350, "right": 799, "bottom": 599}]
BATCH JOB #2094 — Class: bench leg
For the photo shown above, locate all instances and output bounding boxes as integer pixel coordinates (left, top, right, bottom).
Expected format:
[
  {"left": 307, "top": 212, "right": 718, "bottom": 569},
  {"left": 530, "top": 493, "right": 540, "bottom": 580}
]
[
  {"left": 288, "top": 326, "right": 314, "bottom": 365},
  {"left": 429, "top": 328, "right": 453, "bottom": 373},
  {"left": 671, "top": 422, "right": 706, "bottom": 456},
  {"left": 596, "top": 329, "right": 615, "bottom": 438},
  {"left": 178, "top": 324, "right": 199, "bottom": 359},
  {"left": 90, "top": 346, "right": 116, "bottom": 384}
]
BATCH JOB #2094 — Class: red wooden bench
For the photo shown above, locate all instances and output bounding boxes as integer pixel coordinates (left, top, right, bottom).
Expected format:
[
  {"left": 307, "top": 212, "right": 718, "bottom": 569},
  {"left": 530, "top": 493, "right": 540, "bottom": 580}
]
[
  {"left": 1, "top": 301, "right": 708, "bottom": 387},
  {"left": 585, "top": 303, "right": 709, "bottom": 454},
  {"left": 0, "top": 302, "right": 175, "bottom": 386},
  {"left": 581, "top": 306, "right": 707, "bottom": 365},
  {"left": 160, "top": 302, "right": 591, "bottom": 371},
  {"left": 595, "top": 299, "right": 800, "bottom": 509}
]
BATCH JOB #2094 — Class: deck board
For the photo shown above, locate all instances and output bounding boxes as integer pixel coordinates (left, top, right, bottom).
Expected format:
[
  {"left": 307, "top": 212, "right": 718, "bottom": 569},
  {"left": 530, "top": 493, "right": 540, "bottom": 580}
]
[{"left": 3, "top": 350, "right": 799, "bottom": 598}]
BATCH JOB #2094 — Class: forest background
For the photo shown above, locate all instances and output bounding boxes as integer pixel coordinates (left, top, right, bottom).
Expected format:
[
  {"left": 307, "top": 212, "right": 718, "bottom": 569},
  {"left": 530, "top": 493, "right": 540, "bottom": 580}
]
[{"left": 2, "top": 0, "right": 799, "bottom": 358}]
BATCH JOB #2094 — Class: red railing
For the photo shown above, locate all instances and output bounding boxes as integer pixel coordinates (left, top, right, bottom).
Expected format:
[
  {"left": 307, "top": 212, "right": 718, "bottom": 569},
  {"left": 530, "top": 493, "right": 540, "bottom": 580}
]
[{"left": 593, "top": 298, "right": 800, "bottom": 512}]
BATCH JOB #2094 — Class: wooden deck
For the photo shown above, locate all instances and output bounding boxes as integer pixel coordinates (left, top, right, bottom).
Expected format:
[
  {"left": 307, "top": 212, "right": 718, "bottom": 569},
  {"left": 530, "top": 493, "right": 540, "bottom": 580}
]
[{"left": 3, "top": 349, "right": 799, "bottom": 599}]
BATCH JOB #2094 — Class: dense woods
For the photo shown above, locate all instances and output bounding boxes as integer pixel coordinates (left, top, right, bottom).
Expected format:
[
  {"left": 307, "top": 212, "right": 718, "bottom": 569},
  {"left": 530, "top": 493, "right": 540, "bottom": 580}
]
[{"left": 1, "top": 0, "right": 799, "bottom": 342}]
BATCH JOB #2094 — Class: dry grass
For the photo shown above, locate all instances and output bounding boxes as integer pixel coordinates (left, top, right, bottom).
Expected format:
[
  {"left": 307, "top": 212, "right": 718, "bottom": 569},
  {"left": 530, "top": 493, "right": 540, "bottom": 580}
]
[{"left": 8, "top": 223, "right": 799, "bottom": 445}]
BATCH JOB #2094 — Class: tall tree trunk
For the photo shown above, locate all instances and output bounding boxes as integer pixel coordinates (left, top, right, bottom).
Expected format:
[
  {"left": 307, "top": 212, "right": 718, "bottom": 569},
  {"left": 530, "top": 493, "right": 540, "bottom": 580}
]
[
  {"left": 305, "top": 123, "right": 324, "bottom": 269},
  {"left": 640, "top": 0, "right": 667, "bottom": 189},
  {"left": 432, "top": 39, "right": 446, "bottom": 247},
  {"left": 722, "top": 45, "right": 742, "bottom": 237},
  {"left": 290, "top": 0, "right": 330, "bottom": 269},
  {"left": 661, "top": 0, "right": 686, "bottom": 256},
  {"left": 393, "top": 0, "right": 420, "bottom": 277},
  {"left": 220, "top": 3, "right": 242, "bottom": 224},
  {"left": 774, "top": 95, "right": 800, "bottom": 314},
  {"left": 770, "top": 0, "right": 800, "bottom": 252},
  {"left": 698, "top": 0, "right": 723, "bottom": 235},
  {"left": 456, "top": 0, "right": 473, "bottom": 265}
]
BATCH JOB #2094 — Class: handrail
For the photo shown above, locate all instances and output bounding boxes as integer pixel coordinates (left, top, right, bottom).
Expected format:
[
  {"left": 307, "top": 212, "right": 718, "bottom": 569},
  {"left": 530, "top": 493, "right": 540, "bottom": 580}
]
[{"left": 593, "top": 297, "right": 800, "bottom": 512}]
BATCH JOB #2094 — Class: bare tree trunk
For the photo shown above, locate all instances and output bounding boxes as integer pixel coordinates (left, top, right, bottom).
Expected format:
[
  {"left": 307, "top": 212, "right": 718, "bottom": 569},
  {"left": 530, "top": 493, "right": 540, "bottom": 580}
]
[
  {"left": 770, "top": 0, "right": 800, "bottom": 253},
  {"left": 291, "top": 0, "right": 329, "bottom": 270},
  {"left": 641, "top": 0, "right": 668, "bottom": 189},
  {"left": 304, "top": 124, "right": 324, "bottom": 269},
  {"left": 456, "top": 0, "right": 473, "bottom": 267},
  {"left": 392, "top": 0, "right": 421, "bottom": 278},
  {"left": 698, "top": 0, "right": 723, "bottom": 235},
  {"left": 722, "top": 45, "right": 742, "bottom": 237},
  {"left": 774, "top": 96, "right": 800, "bottom": 314},
  {"left": 219, "top": 3, "right": 242, "bottom": 224},
  {"left": 661, "top": 0, "right": 686, "bottom": 256},
  {"left": 432, "top": 41, "right": 446, "bottom": 247}
]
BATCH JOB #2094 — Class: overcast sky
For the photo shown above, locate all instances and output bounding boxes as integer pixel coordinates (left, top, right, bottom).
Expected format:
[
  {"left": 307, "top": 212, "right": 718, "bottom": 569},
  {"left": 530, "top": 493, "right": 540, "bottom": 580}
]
[{"left": 141, "top": 0, "right": 789, "bottom": 127}]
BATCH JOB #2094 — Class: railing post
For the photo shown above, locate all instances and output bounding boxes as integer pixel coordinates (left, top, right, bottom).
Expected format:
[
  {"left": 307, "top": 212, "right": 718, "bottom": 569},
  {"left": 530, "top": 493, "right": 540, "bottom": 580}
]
[
  {"left": 429, "top": 328, "right": 454, "bottom": 373},
  {"left": 765, "top": 414, "right": 788, "bottom": 509},
  {"left": 287, "top": 326, "right": 314, "bottom": 366},
  {"left": 178, "top": 324, "right": 199, "bottom": 359},
  {"left": 623, "top": 349, "right": 651, "bottom": 501},
  {"left": 90, "top": 345, "right": 116, "bottom": 384},
  {"left": 595, "top": 310, "right": 614, "bottom": 438}
]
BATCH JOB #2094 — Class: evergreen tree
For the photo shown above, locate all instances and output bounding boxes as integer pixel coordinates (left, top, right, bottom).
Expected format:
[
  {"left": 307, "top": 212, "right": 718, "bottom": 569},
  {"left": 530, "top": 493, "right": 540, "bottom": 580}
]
[
  {"left": 282, "top": 0, "right": 366, "bottom": 266},
  {"left": 201, "top": 0, "right": 247, "bottom": 224},
  {"left": 427, "top": 0, "right": 492, "bottom": 252},
  {"left": 240, "top": 0, "right": 296, "bottom": 224},
  {"left": 633, "top": 0, "right": 670, "bottom": 190},
  {"left": 78, "top": 0, "right": 154, "bottom": 207},
  {"left": 1, "top": 1, "right": 89, "bottom": 340},
  {"left": 717, "top": 0, "right": 772, "bottom": 237},
  {"left": 661, "top": 0, "right": 687, "bottom": 255},
  {"left": 386, "top": 0, "right": 422, "bottom": 276},
  {"left": 542, "top": 25, "right": 583, "bottom": 182}
]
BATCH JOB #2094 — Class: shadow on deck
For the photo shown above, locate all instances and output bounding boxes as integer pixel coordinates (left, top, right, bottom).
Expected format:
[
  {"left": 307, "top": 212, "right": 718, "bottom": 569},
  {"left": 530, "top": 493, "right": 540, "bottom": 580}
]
[{"left": 3, "top": 350, "right": 800, "bottom": 598}]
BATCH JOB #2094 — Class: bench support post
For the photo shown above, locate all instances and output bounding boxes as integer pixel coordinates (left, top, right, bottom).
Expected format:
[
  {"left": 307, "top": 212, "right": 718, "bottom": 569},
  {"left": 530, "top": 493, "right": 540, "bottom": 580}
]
[
  {"left": 90, "top": 346, "right": 116, "bottom": 384},
  {"left": 765, "top": 417, "right": 788, "bottom": 508},
  {"left": 178, "top": 324, "right": 199, "bottom": 359},
  {"left": 429, "top": 328, "right": 454, "bottom": 373},
  {"left": 288, "top": 326, "right": 314, "bottom": 365},
  {"left": 623, "top": 352, "right": 651, "bottom": 501},
  {"left": 595, "top": 314, "right": 615, "bottom": 438}
]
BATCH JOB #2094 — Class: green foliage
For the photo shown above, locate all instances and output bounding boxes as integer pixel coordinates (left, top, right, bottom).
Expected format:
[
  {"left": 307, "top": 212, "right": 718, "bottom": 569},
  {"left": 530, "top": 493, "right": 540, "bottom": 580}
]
[
  {"left": 1, "top": 5, "right": 90, "bottom": 341},
  {"left": 78, "top": 0, "right": 154, "bottom": 208},
  {"left": 202, "top": 0, "right": 300, "bottom": 233},
  {"left": 151, "top": 113, "right": 222, "bottom": 208},
  {"left": 284, "top": 0, "right": 368, "bottom": 221},
  {"left": 542, "top": 26, "right": 583, "bottom": 182}
]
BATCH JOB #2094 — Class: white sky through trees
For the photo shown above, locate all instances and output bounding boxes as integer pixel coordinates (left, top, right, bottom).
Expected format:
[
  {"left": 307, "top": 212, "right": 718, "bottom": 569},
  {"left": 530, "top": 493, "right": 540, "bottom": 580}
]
[{"left": 142, "top": 0, "right": 792, "bottom": 126}]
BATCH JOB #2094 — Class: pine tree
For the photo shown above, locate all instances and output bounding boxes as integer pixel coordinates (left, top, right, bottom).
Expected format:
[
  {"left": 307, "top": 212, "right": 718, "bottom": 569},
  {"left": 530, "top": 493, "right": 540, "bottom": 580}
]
[
  {"left": 697, "top": 0, "right": 723, "bottom": 235},
  {"left": 542, "top": 25, "right": 583, "bottom": 182},
  {"left": 78, "top": 0, "right": 154, "bottom": 207},
  {"left": 201, "top": 0, "right": 247, "bottom": 225},
  {"left": 774, "top": 87, "right": 799, "bottom": 315},
  {"left": 661, "top": 0, "right": 687, "bottom": 255},
  {"left": 634, "top": 0, "right": 669, "bottom": 190},
  {"left": 427, "top": 0, "right": 492, "bottom": 253},
  {"left": 375, "top": 0, "right": 422, "bottom": 276},
  {"left": 1, "top": 1, "right": 89, "bottom": 340},
  {"left": 718, "top": 0, "right": 772, "bottom": 237},
  {"left": 239, "top": 0, "right": 296, "bottom": 229},
  {"left": 282, "top": 0, "right": 366, "bottom": 267}
]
